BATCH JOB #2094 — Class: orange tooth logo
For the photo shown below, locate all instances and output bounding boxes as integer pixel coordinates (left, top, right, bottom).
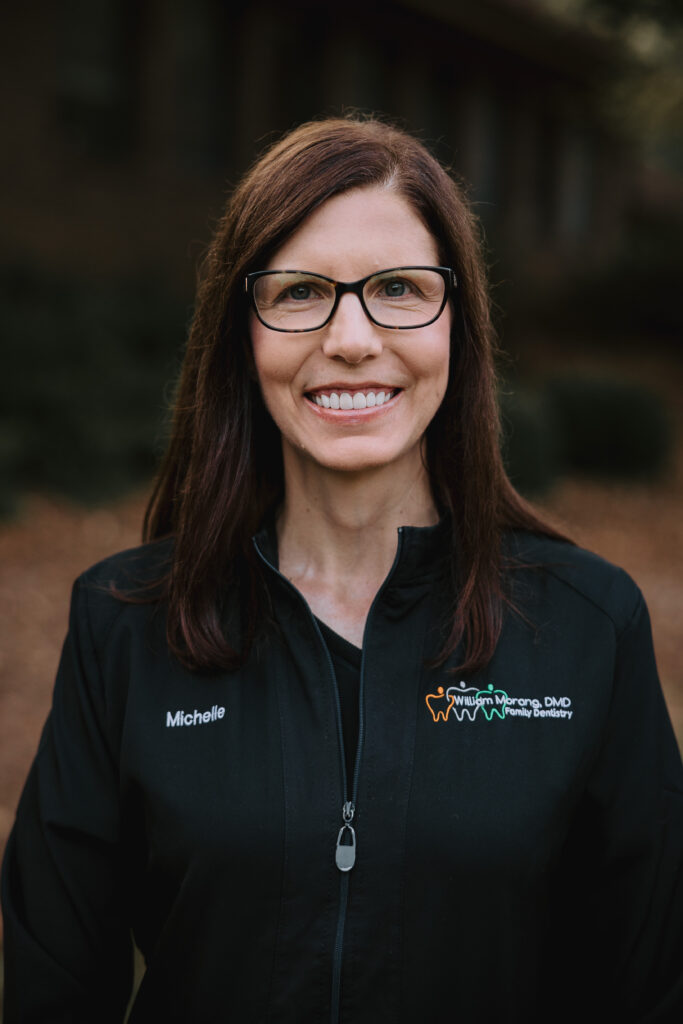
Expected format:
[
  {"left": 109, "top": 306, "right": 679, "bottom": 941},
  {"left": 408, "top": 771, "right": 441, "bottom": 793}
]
[{"left": 425, "top": 685, "right": 456, "bottom": 723}]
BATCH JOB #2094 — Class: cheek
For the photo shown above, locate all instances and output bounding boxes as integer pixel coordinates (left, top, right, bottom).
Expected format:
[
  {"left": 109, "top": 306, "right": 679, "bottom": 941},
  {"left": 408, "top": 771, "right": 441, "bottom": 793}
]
[
  {"left": 433, "top": 321, "right": 452, "bottom": 395},
  {"left": 411, "top": 326, "right": 451, "bottom": 392},
  {"left": 254, "top": 355, "right": 292, "bottom": 390},
  {"left": 410, "top": 329, "right": 451, "bottom": 429},
  {"left": 250, "top": 324, "right": 295, "bottom": 394},
  {"left": 250, "top": 314, "right": 317, "bottom": 397}
]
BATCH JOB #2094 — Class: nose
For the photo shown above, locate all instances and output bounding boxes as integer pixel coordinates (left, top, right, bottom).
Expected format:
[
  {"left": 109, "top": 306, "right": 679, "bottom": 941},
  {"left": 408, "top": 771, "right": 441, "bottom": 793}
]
[{"left": 320, "top": 292, "right": 384, "bottom": 364}]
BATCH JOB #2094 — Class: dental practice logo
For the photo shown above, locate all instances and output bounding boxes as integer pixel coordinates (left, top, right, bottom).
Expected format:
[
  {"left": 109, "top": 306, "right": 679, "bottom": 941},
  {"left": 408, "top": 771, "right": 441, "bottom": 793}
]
[{"left": 425, "top": 682, "right": 574, "bottom": 724}]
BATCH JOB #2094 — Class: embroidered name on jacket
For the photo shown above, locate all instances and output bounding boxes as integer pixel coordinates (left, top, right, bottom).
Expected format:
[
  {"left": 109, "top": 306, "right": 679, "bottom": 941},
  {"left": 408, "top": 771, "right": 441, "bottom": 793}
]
[
  {"left": 166, "top": 705, "right": 226, "bottom": 727},
  {"left": 425, "top": 683, "right": 574, "bottom": 723}
]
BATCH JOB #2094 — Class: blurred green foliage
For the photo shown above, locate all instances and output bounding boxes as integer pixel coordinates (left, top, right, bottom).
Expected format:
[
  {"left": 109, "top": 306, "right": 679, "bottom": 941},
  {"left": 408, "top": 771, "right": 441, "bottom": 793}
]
[
  {"left": 500, "top": 388, "right": 560, "bottom": 496},
  {"left": 0, "top": 267, "right": 188, "bottom": 516},
  {"left": 502, "top": 373, "right": 673, "bottom": 495},
  {"left": 545, "top": 374, "right": 673, "bottom": 477}
]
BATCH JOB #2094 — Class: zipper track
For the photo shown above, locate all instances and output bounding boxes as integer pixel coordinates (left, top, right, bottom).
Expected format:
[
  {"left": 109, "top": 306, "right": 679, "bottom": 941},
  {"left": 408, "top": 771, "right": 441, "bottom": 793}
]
[
  {"left": 330, "top": 872, "right": 350, "bottom": 1024},
  {"left": 311, "top": 615, "right": 350, "bottom": 801},
  {"left": 253, "top": 528, "right": 405, "bottom": 1024}
]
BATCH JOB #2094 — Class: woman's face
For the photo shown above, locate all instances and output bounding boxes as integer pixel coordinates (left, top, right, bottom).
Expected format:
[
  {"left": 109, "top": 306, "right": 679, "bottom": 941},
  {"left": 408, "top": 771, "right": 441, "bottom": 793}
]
[{"left": 249, "top": 185, "right": 452, "bottom": 479}]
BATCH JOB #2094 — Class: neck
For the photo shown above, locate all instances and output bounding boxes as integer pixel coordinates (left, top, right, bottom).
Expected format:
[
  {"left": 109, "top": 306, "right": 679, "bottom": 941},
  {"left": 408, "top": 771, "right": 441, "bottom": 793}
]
[{"left": 276, "top": 447, "right": 439, "bottom": 588}]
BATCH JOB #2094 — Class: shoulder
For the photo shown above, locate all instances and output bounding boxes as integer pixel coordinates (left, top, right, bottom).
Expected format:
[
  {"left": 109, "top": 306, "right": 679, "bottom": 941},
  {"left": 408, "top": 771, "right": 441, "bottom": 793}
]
[
  {"left": 78, "top": 536, "right": 173, "bottom": 591},
  {"left": 504, "top": 531, "right": 643, "bottom": 637},
  {"left": 71, "top": 537, "right": 173, "bottom": 643}
]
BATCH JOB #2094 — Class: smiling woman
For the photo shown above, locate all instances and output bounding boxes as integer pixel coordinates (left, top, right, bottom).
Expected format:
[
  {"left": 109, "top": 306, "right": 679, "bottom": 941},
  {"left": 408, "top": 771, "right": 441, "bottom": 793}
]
[{"left": 2, "top": 116, "right": 682, "bottom": 1024}]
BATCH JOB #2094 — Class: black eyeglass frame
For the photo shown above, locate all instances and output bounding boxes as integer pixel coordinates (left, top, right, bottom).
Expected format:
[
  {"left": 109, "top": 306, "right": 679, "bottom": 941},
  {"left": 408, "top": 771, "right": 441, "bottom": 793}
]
[{"left": 244, "top": 265, "right": 457, "bottom": 333}]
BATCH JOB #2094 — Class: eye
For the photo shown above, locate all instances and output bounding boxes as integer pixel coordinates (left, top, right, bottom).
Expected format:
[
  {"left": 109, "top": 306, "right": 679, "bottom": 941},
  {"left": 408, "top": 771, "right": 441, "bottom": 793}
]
[
  {"left": 271, "top": 278, "right": 329, "bottom": 304},
  {"left": 372, "top": 275, "right": 422, "bottom": 301},
  {"left": 381, "top": 279, "right": 411, "bottom": 298},
  {"left": 287, "top": 283, "right": 314, "bottom": 301}
]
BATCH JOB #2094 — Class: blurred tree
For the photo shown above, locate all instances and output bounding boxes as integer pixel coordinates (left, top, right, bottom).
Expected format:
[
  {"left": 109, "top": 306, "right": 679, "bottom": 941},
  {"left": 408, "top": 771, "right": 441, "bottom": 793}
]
[
  {"left": 541, "top": 0, "right": 683, "bottom": 173},
  {"left": 0, "top": 268, "right": 187, "bottom": 516},
  {"left": 582, "top": 0, "right": 683, "bottom": 27},
  {"left": 535, "top": 0, "right": 683, "bottom": 344}
]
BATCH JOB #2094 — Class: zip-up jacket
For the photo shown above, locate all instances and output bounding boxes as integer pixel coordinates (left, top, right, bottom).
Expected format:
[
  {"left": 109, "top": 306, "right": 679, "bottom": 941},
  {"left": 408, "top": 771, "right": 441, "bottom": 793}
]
[{"left": 2, "top": 522, "right": 683, "bottom": 1022}]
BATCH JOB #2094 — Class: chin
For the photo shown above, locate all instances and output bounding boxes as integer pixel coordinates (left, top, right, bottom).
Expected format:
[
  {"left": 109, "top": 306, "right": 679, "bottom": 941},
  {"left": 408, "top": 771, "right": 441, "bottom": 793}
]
[{"left": 304, "top": 439, "right": 421, "bottom": 476}]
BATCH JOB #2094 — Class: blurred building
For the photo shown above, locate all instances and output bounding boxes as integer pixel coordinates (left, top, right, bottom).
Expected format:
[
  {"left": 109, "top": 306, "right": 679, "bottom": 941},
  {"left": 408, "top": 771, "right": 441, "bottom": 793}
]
[{"left": 1, "top": 0, "right": 635, "bottom": 299}]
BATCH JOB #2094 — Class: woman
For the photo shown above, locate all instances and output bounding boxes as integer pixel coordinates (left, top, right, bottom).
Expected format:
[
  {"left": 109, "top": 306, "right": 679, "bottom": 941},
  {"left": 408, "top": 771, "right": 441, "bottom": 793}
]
[{"left": 2, "top": 116, "right": 682, "bottom": 1023}]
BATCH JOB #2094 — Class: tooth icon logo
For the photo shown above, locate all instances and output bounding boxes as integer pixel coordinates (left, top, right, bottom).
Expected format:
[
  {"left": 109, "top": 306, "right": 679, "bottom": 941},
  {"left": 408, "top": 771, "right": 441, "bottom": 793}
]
[
  {"left": 475, "top": 682, "right": 509, "bottom": 721},
  {"left": 425, "top": 686, "right": 456, "bottom": 722},
  {"left": 446, "top": 681, "right": 483, "bottom": 722},
  {"left": 426, "top": 681, "right": 510, "bottom": 724}
]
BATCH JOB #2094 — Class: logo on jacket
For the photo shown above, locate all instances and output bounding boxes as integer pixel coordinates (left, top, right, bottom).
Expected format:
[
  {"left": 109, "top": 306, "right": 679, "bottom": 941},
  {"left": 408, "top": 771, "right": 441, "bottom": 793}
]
[
  {"left": 425, "top": 682, "right": 573, "bottom": 724},
  {"left": 426, "top": 682, "right": 509, "bottom": 723}
]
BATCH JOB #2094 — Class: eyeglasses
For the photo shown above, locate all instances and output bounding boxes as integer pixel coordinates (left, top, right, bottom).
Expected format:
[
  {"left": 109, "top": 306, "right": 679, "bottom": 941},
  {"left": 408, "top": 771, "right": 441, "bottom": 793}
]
[{"left": 245, "top": 266, "right": 456, "bottom": 332}]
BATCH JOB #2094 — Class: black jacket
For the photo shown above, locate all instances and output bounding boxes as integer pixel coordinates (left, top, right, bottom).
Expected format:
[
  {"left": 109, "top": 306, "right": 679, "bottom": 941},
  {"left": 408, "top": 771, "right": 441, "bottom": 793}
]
[{"left": 2, "top": 523, "right": 683, "bottom": 1023}]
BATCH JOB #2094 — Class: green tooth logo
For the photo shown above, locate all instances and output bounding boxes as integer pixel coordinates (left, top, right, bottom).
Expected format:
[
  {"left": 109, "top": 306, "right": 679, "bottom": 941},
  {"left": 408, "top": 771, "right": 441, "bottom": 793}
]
[{"left": 475, "top": 683, "right": 509, "bottom": 721}]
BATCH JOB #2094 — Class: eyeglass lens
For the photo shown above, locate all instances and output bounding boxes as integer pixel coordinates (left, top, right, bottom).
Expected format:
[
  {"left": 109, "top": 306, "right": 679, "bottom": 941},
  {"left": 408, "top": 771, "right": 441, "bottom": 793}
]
[{"left": 252, "top": 269, "right": 446, "bottom": 330}]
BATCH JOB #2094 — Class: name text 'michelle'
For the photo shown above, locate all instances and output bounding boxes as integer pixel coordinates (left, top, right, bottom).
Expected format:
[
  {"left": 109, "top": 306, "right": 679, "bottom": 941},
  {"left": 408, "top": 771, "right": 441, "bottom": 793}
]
[{"left": 166, "top": 705, "right": 226, "bottom": 728}]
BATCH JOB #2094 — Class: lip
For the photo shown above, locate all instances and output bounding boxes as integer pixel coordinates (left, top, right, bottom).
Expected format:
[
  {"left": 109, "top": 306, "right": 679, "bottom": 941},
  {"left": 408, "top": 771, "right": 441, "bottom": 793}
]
[{"left": 305, "top": 383, "right": 399, "bottom": 395}]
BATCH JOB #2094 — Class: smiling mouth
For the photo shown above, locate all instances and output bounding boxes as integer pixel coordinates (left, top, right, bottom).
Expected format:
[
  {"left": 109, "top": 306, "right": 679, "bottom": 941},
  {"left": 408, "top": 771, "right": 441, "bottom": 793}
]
[{"left": 305, "top": 388, "right": 400, "bottom": 410}]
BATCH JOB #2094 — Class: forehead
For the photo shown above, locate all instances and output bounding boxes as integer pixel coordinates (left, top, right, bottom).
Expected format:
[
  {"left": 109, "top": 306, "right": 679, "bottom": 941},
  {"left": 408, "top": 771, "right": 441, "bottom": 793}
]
[{"left": 265, "top": 186, "right": 440, "bottom": 276}]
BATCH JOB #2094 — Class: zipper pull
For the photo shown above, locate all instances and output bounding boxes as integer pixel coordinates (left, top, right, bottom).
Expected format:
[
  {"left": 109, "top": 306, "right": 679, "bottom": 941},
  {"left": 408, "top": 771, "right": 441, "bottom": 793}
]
[{"left": 335, "top": 801, "right": 356, "bottom": 872}]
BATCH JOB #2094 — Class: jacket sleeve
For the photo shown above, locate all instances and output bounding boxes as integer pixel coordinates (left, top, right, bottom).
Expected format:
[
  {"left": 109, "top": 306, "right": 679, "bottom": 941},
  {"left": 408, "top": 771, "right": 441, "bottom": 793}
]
[
  {"left": 582, "top": 591, "right": 683, "bottom": 1022},
  {"left": 1, "top": 577, "right": 133, "bottom": 1023}
]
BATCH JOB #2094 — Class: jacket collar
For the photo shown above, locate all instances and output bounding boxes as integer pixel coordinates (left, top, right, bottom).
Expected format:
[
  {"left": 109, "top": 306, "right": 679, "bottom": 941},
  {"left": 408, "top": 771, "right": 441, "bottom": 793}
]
[{"left": 252, "top": 516, "right": 451, "bottom": 588}]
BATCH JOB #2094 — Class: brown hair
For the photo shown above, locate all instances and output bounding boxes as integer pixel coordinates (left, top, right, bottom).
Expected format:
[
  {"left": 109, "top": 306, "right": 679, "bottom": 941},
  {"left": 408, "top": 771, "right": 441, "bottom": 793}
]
[{"left": 143, "top": 114, "right": 565, "bottom": 672}]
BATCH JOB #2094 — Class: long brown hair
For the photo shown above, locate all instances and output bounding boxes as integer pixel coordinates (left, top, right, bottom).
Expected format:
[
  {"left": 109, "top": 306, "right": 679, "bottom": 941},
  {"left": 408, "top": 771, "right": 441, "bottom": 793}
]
[{"left": 143, "top": 115, "right": 565, "bottom": 672}]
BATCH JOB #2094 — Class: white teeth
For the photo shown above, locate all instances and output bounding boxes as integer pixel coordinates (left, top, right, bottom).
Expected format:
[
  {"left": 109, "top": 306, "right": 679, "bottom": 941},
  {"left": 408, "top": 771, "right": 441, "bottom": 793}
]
[{"left": 312, "top": 389, "right": 394, "bottom": 409}]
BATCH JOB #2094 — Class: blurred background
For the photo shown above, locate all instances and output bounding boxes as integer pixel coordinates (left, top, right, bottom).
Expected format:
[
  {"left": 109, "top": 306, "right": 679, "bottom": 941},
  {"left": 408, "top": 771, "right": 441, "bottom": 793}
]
[{"left": 0, "top": 0, "right": 682, "bottom": 983}]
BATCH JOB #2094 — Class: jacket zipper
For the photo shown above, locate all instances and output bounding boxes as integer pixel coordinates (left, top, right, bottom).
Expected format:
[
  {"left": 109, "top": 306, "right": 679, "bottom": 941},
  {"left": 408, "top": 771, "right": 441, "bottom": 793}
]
[
  {"left": 308, "top": 615, "right": 351, "bottom": 1024},
  {"left": 253, "top": 528, "right": 405, "bottom": 1024}
]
